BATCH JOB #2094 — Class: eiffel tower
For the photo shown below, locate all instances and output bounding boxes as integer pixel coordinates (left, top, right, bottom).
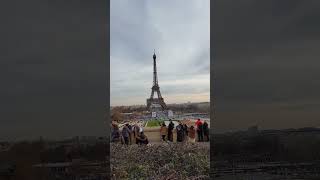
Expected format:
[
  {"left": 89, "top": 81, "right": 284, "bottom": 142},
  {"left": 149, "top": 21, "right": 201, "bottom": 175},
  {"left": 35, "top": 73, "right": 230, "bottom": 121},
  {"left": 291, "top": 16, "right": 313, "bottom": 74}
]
[{"left": 146, "top": 50, "right": 167, "bottom": 110}]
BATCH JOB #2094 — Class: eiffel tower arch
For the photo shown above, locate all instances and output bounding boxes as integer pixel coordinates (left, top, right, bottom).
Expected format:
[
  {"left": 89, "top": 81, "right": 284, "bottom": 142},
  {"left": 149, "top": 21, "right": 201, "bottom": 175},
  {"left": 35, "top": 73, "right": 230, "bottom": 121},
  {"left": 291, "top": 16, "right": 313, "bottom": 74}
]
[{"left": 146, "top": 51, "right": 167, "bottom": 112}]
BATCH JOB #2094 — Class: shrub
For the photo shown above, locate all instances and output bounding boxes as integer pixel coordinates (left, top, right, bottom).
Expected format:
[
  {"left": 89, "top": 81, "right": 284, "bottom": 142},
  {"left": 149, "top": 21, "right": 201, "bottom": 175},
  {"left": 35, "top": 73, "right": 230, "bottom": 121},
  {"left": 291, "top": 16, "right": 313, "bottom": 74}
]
[{"left": 111, "top": 143, "right": 210, "bottom": 179}]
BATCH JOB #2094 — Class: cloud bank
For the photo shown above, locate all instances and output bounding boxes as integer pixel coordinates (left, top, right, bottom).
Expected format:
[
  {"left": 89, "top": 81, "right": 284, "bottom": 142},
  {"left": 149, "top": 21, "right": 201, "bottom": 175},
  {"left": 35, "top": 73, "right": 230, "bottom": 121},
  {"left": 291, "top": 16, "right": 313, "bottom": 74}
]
[{"left": 110, "top": 0, "right": 210, "bottom": 106}]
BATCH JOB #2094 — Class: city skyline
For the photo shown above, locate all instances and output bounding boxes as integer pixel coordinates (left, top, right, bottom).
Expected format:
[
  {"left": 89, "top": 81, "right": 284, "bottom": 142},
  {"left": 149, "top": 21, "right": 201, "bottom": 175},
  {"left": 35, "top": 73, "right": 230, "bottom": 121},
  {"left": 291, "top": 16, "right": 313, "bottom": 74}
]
[{"left": 110, "top": 0, "right": 210, "bottom": 106}]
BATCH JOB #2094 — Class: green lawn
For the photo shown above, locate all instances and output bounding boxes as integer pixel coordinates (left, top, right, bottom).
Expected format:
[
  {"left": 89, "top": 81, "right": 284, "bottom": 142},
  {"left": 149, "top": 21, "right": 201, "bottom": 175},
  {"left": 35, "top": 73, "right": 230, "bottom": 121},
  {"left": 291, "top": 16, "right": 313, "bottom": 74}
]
[{"left": 146, "top": 120, "right": 165, "bottom": 127}]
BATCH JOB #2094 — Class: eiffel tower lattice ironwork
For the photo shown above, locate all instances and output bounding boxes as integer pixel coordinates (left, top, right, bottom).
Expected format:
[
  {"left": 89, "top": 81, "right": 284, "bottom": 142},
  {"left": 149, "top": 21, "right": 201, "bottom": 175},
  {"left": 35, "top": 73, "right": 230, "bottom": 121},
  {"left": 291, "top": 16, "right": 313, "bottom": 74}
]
[{"left": 147, "top": 50, "right": 167, "bottom": 110}]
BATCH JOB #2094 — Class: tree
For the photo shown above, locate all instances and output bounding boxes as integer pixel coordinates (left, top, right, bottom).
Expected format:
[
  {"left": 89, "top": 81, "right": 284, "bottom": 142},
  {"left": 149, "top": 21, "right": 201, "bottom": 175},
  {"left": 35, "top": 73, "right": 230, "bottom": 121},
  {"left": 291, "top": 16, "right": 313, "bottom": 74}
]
[{"left": 111, "top": 111, "right": 123, "bottom": 122}]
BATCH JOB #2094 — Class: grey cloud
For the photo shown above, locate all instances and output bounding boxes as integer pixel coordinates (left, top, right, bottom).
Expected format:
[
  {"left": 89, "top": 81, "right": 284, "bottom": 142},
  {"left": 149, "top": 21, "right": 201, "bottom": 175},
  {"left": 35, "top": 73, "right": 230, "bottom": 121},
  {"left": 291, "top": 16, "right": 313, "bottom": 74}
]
[{"left": 111, "top": 0, "right": 210, "bottom": 106}]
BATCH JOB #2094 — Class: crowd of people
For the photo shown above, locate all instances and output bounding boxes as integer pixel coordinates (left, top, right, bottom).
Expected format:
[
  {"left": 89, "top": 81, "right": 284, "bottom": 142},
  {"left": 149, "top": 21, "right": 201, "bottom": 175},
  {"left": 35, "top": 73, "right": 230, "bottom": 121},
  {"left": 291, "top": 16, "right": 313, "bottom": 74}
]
[
  {"left": 111, "top": 122, "right": 149, "bottom": 145},
  {"left": 110, "top": 118, "right": 209, "bottom": 145},
  {"left": 160, "top": 119, "right": 209, "bottom": 143}
]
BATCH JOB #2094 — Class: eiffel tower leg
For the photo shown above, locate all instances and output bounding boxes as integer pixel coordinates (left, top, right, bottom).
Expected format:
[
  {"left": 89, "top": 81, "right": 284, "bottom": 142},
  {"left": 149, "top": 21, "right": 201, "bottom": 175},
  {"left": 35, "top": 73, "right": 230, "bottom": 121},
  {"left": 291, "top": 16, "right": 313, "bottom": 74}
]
[{"left": 157, "top": 90, "right": 162, "bottom": 99}]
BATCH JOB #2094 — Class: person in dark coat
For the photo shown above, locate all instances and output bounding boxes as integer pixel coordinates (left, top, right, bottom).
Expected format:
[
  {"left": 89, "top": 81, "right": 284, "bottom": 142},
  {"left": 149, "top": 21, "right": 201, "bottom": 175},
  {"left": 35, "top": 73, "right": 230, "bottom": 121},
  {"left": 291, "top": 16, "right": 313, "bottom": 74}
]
[
  {"left": 121, "top": 123, "right": 131, "bottom": 145},
  {"left": 176, "top": 121, "right": 185, "bottom": 142},
  {"left": 203, "top": 121, "right": 209, "bottom": 141},
  {"left": 168, "top": 119, "right": 175, "bottom": 142},
  {"left": 183, "top": 124, "right": 188, "bottom": 136},
  {"left": 136, "top": 132, "right": 149, "bottom": 145},
  {"left": 127, "top": 124, "right": 132, "bottom": 144},
  {"left": 196, "top": 119, "right": 204, "bottom": 142},
  {"left": 111, "top": 124, "right": 121, "bottom": 143},
  {"left": 133, "top": 124, "right": 140, "bottom": 144}
]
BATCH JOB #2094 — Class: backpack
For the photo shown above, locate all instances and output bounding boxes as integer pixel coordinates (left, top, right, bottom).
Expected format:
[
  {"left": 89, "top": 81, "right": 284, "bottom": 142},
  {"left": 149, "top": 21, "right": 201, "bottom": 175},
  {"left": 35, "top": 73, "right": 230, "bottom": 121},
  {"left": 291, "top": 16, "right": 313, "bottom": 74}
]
[{"left": 177, "top": 125, "right": 183, "bottom": 131}]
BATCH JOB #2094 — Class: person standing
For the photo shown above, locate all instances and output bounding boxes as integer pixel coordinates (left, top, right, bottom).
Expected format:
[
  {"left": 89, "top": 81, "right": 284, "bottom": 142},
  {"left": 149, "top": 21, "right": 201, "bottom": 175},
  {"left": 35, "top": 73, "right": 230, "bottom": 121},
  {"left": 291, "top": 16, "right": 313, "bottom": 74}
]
[
  {"left": 121, "top": 123, "right": 131, "bottom": 145},
  {"left": 188, "top": 126, "right": 196, "bottom": 143},
  {"left": 195, "top": 119, "right": 204, "bottom": 142},
  {"left": 133, "top": 124, "right": 140, "bottom": 144},
  {"left": 183, "top": 124, "right": 189, "bottom": 142},
  {"left": 160, "top": 122, "right": 168, "bottom": 141},
  {"left": 168, "top": 119, "right": 175, "bottom": 142},
  {"left": 176, "top": 121, "right": 184, "bottom": 142},
  {"left": 127, "top": 123, "right": 133, "bottom": 144},
  {"left": 203, "top": 121, "right": 209, "bottom": 142},
  {"left": 111, "top": 124, "right": 121, "bottom": 143}
]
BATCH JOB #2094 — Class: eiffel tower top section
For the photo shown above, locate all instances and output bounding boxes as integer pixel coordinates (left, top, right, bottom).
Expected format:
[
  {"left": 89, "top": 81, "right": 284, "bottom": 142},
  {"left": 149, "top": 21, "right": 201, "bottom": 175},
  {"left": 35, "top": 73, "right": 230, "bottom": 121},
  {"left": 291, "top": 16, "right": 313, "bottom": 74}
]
[
  {"left": 152, "top": 50, "right": 158, "bottom": 87},
  {"left": 153, "top": 49, "right": 159, "bottom": 87}
]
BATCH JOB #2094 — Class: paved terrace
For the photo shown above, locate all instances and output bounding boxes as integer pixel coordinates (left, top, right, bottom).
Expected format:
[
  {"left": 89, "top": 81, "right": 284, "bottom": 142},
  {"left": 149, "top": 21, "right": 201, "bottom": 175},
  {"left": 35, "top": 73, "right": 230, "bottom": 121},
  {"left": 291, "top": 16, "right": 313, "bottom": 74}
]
[
  {"left": 116, "top": 119, "right": 210, "bottom": 143},
  {"left": 143, "top": 126, "right": 209, "bottom": 143}
]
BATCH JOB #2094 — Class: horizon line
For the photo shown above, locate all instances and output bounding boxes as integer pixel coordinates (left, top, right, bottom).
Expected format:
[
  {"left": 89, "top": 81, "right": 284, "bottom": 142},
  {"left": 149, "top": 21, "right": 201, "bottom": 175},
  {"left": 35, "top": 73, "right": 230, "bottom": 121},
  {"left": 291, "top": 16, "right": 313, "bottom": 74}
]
[{"left": 110, "top": 101, "right": 210, "bottom": 107}]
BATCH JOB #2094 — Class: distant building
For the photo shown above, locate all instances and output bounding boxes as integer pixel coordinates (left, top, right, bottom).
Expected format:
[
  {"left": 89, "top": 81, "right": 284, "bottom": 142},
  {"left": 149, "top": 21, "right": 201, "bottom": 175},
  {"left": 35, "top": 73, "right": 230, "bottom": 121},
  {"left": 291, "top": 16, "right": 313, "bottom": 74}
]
[
  {"left": 168, "top": 110, "right": 174, "bottom": 118},
  {"left": 121, "top": 112, "right": 134, "bottom": 120},
  {"left": 177, "top": 113, "right": 209, "bottom": 119}
]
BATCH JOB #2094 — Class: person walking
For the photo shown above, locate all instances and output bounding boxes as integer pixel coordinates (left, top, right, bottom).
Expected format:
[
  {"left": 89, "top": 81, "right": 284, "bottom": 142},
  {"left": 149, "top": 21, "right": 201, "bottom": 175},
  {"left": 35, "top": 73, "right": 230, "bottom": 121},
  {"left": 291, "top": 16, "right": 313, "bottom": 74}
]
[
  {"left": 160, "top": 122, "right": 168, "bottom": 141},
  {"left": 188, "top": 126, "right": 196, "bottom": 143},
  {"left": 168, "top": 119, "right": 175, "bottom": 142},
  {"left": 203, "top": 121, "right": 209, "bottom": 142}
]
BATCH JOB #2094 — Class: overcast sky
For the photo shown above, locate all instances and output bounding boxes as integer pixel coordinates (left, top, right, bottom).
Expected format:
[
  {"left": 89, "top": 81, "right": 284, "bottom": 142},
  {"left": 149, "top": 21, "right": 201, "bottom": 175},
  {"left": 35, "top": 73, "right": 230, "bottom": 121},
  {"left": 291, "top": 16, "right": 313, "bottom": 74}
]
[{"left": 110, "top": 0, "right": 210, "bottom": 106}]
